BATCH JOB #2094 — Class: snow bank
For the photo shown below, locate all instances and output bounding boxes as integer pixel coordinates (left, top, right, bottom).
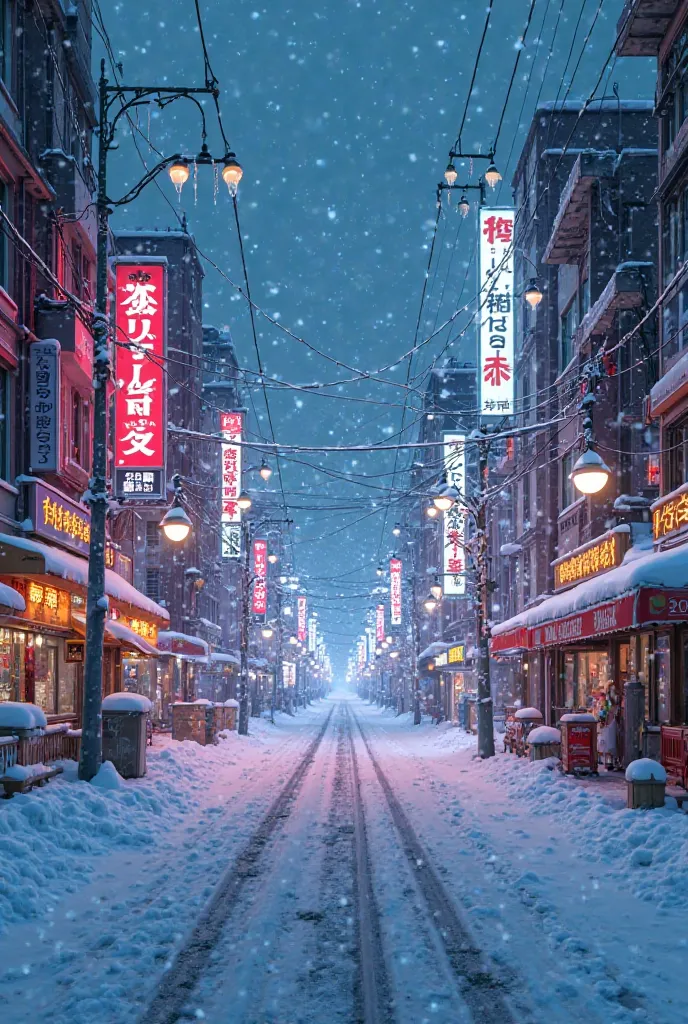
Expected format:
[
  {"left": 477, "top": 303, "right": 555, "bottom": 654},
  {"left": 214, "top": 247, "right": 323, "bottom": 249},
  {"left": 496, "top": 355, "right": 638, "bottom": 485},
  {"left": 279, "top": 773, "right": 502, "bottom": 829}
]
[
  {"left": 102, "top": 692, "right": 152, "bottom": 713},
  {"left": 90, "top": 760, "right": 125, "bottom": 791},
  {"left": 528, "top": 726, "right": 561, "bottom": 745},
  {"left": 625, "top": 758, "right": 667, "bottom": 783},
  {"left": 0, "top": 702, "right": 47, "bottom": 730},
  {"left": 2, "top": 762, "right": 48, "bottom": 781},
  {"left": 514, "top": 707, "right": 543, "bottom": 720}
]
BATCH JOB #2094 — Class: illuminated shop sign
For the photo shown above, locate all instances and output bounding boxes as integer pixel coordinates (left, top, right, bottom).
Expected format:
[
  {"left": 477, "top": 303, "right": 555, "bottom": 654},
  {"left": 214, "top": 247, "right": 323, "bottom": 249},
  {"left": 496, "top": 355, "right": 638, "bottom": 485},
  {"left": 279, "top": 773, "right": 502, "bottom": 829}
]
[
  {"left": 479, "top": 209, "right": 514, "bottom": 416},
  {"left": 389, "top": 558, "right": 402, "bottom": 626},
  {"left": 13, "top": 579, "right": 71, "bottom": 628},
  {"left": 448, "top": 644, "right": 465, "bottom": 664},
  {"left": 553, "top": 531, "right": 625, "bottom": 590},
  {"left": 652, "top": 484, "right": 688, "bottom": 544},
  {"left": 220, "top": 411, "right": 243, "bottom": 559}
]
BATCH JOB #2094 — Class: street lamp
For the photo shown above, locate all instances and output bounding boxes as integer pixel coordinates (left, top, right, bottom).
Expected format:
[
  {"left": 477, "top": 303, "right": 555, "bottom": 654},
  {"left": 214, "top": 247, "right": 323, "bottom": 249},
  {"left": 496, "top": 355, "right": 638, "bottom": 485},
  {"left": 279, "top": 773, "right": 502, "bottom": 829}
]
[
  {"left": 159, "top": 474, "right": 193, "bottom": 543},
  {"left": 430, "top": 579, "right": 443, "bottom": 602},
  {"left": 289, "top": 634, "right": 298, "bottom": 645},
  {"left": 168, "top": 158, "right": 190, "bottom": 189},
  {"left": 425, "top": 504, "right": 440, "bottom": 519},
  {"left": 221, "top": 153, "right": 243, "bottom": 196},
  {"left": 268, "top": 553, "right": 278, "bottom": 565},
  {"left": 259, "top": 460, "right": 273, "bottom": 482},
  {"left": 261, "top": 625, "right": 274, "bottom": 639},
  {"left": 433, "top": 485, "right": 459, "bottom": 512},
  {"left": 423, "top": 593, "right": 438, "bottom": 614},
  {"left": 570, "top": 447, "right": 611, "bottom": 495},
  {"left": 237, "top": 490, "right": 252, "bottom": 511},
  {"left": 524, "top": 278, "right": 543, "bottom": 310},
  {"left": 376, "top": 564, "right": 384, "bottom": 577},
  {"left": 392, "top": 523, "right": 401, "bottom": 537},
  {"left": 390, "top": 650, "right": 399, "bottom": 660},
  {"left": 484, "top": 160, "right": 502, "bottom": 189}
]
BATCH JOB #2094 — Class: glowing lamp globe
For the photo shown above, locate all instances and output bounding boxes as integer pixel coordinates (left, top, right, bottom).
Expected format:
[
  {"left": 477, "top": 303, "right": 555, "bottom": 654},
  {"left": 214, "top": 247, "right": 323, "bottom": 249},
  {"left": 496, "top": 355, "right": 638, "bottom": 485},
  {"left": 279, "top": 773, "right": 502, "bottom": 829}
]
[
  {"left": 237, "top": 490, "right": 252, "bottom": 511},
  {"left": 160, "top": 505, "right": 192, "bottom": 543},
  {"left": 222, "top": 154, "right": 243, "bottom": 195},
  {"left": 392, "top": 523, "right": 401, "bottom": 537},
  {"left": 569, "top": 448, "right": 611, "bottom": 496},
  {"left": 259, "top": 460, "right": 273, "bottom": 482},
  {"left": 268, "top": 553, "right": 278, "bottom": 564},
  {"left": 426, "top": 504, "right": 440, "bottom": 519},
  {"left": 289, "top": 635, "right": 298, "bottom": 645},
  {"left": 423, "top": 594, "right": 438, "bottom": 614},
  {"left": 484, "top": 162, "right": 502, "bottom": 189},
  {"left": 524, "top": 278, "right": 543, "bottom": 310},
  {"left": 458, "top": 195, "right": 470, "bottom": 218},
  {"left": 433, "top": 485, "right": 459, "bottom": 512},
  {"left": 168, "top": 159, "right": 190, "bottom": 188},
  {"left": 444, "top": 162, "right": 458, "bottom": 186},
  {"left": 261, "top": 625, "right": 274, "bottom": 639},
  {"left": 390, "top": 650, "right": 399, "bottom": 659},
  {"left": 430, "top": 580, "right": 443, "bottom": 601}
]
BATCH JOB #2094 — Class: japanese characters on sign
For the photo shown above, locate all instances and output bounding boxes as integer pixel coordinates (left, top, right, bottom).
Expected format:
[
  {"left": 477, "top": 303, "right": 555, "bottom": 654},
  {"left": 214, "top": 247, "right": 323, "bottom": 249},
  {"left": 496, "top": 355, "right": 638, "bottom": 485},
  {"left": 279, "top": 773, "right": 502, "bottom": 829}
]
[
  {"left": 29, "top": 340, "right": 60, "bottom": 473},
  {"left": 553, "top": 531, "right": 622, "bottom": 590},
  {"left": 114, "top": 262, "right": 166, "bottom": 500},
  {"left": 479, "top": 209, "right": 514, "bottom": 417},
  {"left": 28, "top": 481, "right": 90, "bottom": 556},
  {"left": 220, "top": 412, "right": 243, "bottom": 559},
  {"left": 283, "top": 661, "right": 296, "bottom": 687},
  {"left": 252, "top": 539, "right": 268, "bottom": 617},
  {"left": 652, "top": 484, "right": 688, "bottom": 544},
  {"left": 389, "top": 558, "right": 402, "bottom": 626},
  {"left": 357, "top": 639, "right": 366, "bottom": 670},
  {"left": 308, "top": 617, "right": 317, "bottom": 653},
  {"left": 18, "top": 579, "right": 71, "bottom": 628},
  {"left": 297, "top": 596, "right": 307, "bottom": 642},
  {"left": 376, "top": 604, "right": 385, "bottom": 643},
  {"left": 443, "top": 433, "right": 466, "bottom": 596},
  {"left": 448, "top": 644, "right": 465, "bottom": 664}
]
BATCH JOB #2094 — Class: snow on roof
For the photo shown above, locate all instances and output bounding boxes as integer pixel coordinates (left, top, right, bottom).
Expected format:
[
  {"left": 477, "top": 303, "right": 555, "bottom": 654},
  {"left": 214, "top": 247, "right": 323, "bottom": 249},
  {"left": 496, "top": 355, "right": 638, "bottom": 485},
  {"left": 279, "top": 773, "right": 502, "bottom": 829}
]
[
  {"left": 492, "top": 538, "right": 688, "bottom": 636},
  {"left": 537, "top": 100, "right": 655, "bottom": 113},
  {"left": 157, "top": 631, "right": 209, "bottom": 655},
  {"left": 102, "top": 692, "right": 152, "bottom": 713},
  {"left": 0, "top": 534, "right": 169, "bottom": 622}
]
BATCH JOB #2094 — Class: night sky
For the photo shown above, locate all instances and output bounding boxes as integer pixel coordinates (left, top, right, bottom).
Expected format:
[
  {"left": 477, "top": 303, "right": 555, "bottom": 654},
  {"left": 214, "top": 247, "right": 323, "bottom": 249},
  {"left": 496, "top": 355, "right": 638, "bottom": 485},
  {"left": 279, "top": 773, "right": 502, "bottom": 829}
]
[{"left": 101, "top": 0, "right": 655, "bottom": 673}]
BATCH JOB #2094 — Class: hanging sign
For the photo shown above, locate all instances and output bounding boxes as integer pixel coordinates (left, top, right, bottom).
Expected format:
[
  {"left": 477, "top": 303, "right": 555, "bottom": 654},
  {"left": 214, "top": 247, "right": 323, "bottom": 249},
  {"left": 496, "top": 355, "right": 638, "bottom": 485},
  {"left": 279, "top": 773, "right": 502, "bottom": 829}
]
[
  {"left": 297, "top": 596, "right": 307, "bottom": 642},
  {"left": 357, "top": 639, "right": 366, "bottom": 670},
  {"left": 220, "top": 411, "right": 243, "bottom": 559},
  {"left": 283, "top": 661, "right": 296, "bottom": 687},
  {"left": 252, "top": 539, "right": 268, "bottom": 617},
  {"left": 376, "top": 604, "right": 385, "bottom": 643},
  {"left": 390, "top": 558, "right": 402, "bottom": 626},
  {"left": 443, "top": 433, "right": 466, "bottom": 596},
  {"left": 479, "top": 209, "right": 514, "bottom": 416},
  {"left": 308, "top": 617, "right": 317, "bottom": 653},
  {"left": 553, "top": 530, "right": 624, "bottom": 591},
  {"left": 114, "top": 261, "right": 167, "bottom": 499},
  {"left": 29, "top": 339, "right": 61, "bottom": 473}
]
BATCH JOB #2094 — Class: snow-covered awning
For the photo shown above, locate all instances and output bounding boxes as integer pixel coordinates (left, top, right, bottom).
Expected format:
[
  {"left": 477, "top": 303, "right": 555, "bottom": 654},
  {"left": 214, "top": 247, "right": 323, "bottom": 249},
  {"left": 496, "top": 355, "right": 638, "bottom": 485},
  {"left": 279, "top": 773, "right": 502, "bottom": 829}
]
[
  {"left": 0, "top": 534, "right": 169, "bottom": 624},
  {"left": 210, "top": 652, "right": 240, "bottom": 667},
  {"left": 157, "top": 631, "right": 209, "bottom": 660},
  {"left": 569, "top": 263, "right": 652, "bottom": 352},
  {"left": 72, "top": 612, "right": 160, "bottom": 657},
  {"left": 0, "top": 581, "right": 25, "bottom": 613},
  {"left": 543, "top": 151, "right": 617, "bottom": 264},
  {"left": 418, "top": 641, "right": 449, "bottom": 662},
  {"left": 491, "top": 539, "right": 688, "bottom": 652}
]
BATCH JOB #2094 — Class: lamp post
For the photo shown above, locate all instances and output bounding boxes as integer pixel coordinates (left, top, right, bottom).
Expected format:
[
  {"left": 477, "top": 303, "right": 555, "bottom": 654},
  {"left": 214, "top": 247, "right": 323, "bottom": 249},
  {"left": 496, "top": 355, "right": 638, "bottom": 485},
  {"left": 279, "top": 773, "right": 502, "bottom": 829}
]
[{"left": 79, "top": 65, "right": 241, "bottom": 781}]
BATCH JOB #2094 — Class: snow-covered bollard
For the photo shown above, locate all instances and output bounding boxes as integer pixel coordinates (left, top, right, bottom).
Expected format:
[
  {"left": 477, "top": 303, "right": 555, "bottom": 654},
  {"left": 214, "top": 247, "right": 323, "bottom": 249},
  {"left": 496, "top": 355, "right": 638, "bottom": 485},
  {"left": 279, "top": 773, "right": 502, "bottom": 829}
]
[
  {"left": 527, "top": 725, "right": 561, "bottom": 762},
  {"left": 625, "top": 758, "right": 667, "bottom": 810}
]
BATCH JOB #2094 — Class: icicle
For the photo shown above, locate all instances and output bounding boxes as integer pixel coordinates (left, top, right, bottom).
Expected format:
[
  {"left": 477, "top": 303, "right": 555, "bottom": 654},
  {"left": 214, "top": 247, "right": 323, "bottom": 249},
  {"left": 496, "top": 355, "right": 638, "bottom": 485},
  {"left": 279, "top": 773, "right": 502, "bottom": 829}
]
[
  {"left": 213, "top": 162, "right": 219, "bottom": 205},
  {"left": 470, "top": 157, "right": 473, "bottom": 178},
  {"left": 147, "top": 108, "right": 151, "bottom": 153},
  {"left": 193, "top": 161, "right": 198, "bottom": 206}
]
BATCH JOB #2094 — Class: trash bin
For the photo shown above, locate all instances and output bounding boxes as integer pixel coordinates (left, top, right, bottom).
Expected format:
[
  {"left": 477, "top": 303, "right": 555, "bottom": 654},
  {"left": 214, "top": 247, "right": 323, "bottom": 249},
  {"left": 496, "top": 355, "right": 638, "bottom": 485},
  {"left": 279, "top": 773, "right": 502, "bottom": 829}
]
[
  {"left": 560, "top": 712, "right": 598, "bottom": 775},
  {"left": 102, "top": 692, "right": 151, "bottom": 779}
]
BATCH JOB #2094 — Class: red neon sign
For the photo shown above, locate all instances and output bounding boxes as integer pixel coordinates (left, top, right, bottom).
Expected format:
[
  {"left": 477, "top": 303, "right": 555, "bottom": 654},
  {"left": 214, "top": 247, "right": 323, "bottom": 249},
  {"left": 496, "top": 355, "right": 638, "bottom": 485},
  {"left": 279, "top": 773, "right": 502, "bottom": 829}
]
[{"left": 252, "top": 539, "right": 268, "bottom": 616}]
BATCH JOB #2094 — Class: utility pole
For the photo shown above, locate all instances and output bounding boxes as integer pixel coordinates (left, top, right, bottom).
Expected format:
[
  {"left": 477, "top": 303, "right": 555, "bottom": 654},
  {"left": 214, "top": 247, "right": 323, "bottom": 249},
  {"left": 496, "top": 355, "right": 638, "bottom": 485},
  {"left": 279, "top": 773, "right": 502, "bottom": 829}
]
[
  {"left": 79, "top": 63, "right": 234, "bottom": 781},
  {"left": 475, "top": 431, "right": 496, "bottom": 758}
]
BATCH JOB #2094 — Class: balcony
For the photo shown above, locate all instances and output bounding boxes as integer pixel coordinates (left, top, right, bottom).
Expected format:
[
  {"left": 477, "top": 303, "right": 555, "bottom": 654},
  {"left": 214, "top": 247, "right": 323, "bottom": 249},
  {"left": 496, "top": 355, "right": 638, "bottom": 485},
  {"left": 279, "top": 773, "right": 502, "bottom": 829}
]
[
  {"left": 38, "top": 150, "right": 96, "bottom": 250},
  {"left": 543, "top": 152, "right": 617, "bottom": 264},
  {"left": 573, "top": 263, "right": 653, "bottom": 351},
  {"left": 616, "top": 0, "right": 681, "bottom": 57}
]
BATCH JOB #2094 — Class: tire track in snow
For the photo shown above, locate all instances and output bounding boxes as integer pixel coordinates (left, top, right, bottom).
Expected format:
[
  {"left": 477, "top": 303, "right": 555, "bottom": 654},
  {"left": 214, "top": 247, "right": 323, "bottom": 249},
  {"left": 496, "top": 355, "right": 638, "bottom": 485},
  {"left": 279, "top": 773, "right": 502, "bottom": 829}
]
[
  {"left": 139, "top": 706, "right": 335, "bottom": 1024},
  {"left": 349, "top": 705, "right": 527, "bottom": 1024}
]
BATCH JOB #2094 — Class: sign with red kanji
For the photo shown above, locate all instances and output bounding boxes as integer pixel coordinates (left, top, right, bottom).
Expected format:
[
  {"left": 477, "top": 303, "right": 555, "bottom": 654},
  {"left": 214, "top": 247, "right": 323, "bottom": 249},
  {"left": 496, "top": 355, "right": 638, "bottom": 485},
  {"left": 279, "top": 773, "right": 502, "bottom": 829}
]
[
  {"left": 297, "top": 595, "right": 307, "bottom": 642},
  {"left": 479, "top": 209, "right": 514, "bottom": 417},
  {"left": 252, "top": 539, "right": 268, "bottom": 617},
  {"left": 220, "top": 411, "right": 243, "bottom": 559},
  {"left": 390, "top": 558, "right": 402, "bottom": 626},
  {"left": 443, "top": 433, "right": 466, "bottom": 596},
  {"left": 114, "top": 262, "right": 166, "bottom": 498},
  {"left": 376, "top": 604, "right": 385, "bottom": 642}
]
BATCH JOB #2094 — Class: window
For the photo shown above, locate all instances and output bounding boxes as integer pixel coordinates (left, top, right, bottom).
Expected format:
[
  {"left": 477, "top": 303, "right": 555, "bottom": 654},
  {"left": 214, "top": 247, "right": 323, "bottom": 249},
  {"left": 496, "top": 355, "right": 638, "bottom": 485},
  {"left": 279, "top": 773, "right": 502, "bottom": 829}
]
[
  {"left": 70, "top": 242, "right": 83, "bottom": 299},
  {"left": 70, "top": 391, "right": 90, "bottom": 469},
  {"left": 145, "top": 568, "right": 161, "bottom": 602},
  {"left": 0, "top": 0, "right": 10, "bottom": 85},
  {"left": 145, "top": 520, "right": 160, "bottom": 555},
  {"left": 665, "top": 416, "right": 688, "bottom": 491},
  {"left": 522, "top": 472, "right": 530, "bottom": 531},
  {"left": 560, "top": 301, "right": 578, "bottom": 371},
  {"left": 561, "top": 449, "right": 576, "bottom": 511},
  {"left": 662, "top": 27, "right": 688, "bottom": 153}
]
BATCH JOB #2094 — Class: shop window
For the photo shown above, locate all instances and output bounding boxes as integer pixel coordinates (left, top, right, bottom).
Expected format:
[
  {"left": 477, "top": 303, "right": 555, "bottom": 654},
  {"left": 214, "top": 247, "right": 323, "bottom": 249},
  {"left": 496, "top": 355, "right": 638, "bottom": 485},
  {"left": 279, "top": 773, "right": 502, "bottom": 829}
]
[
  {"left": 665, "top": 416, "right": 688, "bottom": 492},
  {"left": 656, "top": 634, "right": 671, "bottom": 724},
  {"left": 33, "top": 641, "right": 58, "bottom": 716},
  {"left": 145, "top": 568, "right": 161, "bottom": 602}
]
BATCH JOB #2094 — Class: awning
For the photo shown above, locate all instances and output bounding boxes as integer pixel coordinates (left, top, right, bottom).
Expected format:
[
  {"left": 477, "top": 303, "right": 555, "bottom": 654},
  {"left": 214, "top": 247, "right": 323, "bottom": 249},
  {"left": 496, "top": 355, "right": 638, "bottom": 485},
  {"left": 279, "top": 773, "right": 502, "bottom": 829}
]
[
  {"left": 210, "top": 652, "right": 240, "bottom": 667},
  {"left": 72, "top": 613, "right": 160, "bottom": 656},
  {"left": 543, "top": 152, "right": 617, "bottom": 264},
  {"left": 570, "top": 264, "right": 651, "bottom": 351},
  {"left": 0, "top": 581, "right": 25, "bottom": 613},
  {"left": 157, "top": 630, "right": 209, "bottom": 659},
  {"left": 616, "top": 0, "right": 680, "bottom": 58},
  {"left": 418, "top": 641, "right": 449, "bottom": 661},
  {"left": 0, "top": 534, "right": 169, "bottom": 625},
  {"left": 490, "top": 540, "right": 688, "bottom": 652}
]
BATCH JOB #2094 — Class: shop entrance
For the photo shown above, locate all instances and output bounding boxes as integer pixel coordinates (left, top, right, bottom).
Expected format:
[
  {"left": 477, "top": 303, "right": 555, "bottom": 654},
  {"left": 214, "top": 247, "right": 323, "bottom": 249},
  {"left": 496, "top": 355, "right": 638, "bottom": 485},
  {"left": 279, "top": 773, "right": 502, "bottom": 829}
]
[{"left": 561, "top": 648, "right": 610, "bottom": 711}]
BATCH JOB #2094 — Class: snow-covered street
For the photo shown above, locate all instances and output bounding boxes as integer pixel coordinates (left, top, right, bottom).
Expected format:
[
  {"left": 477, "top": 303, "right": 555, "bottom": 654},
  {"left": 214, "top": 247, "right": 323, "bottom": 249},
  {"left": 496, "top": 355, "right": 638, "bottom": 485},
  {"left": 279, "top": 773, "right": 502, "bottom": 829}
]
[{"left": 1, "top": 694, "right": 686, "bottom": 1023}]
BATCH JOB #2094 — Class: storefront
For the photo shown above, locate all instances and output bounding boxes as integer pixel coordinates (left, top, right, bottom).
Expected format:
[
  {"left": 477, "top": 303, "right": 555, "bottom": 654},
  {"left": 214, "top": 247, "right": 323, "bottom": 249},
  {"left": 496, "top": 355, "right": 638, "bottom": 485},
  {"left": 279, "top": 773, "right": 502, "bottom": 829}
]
[
  {"left": 0, "top": 481, "right": 169, "bottom": 721},
  {"left": 490, "top": 529, "right": 688, "bottom": 761},
  {"left": 157, "top": 631, "right": 210, "bottom": 716},
  {"left": 435, "top": 643, "right": 476, "bottom": 722},
  {"left": 196, "top": 652, "right": 239, "bottom": 703}
]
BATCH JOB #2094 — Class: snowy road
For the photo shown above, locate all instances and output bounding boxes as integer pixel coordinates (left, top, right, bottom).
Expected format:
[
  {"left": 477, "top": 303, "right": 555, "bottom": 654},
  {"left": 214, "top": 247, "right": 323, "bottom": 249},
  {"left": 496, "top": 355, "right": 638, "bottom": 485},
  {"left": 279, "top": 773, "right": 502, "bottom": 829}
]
[{"left": 1, "top": 696, "right": 687, "bottom": 1023}]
